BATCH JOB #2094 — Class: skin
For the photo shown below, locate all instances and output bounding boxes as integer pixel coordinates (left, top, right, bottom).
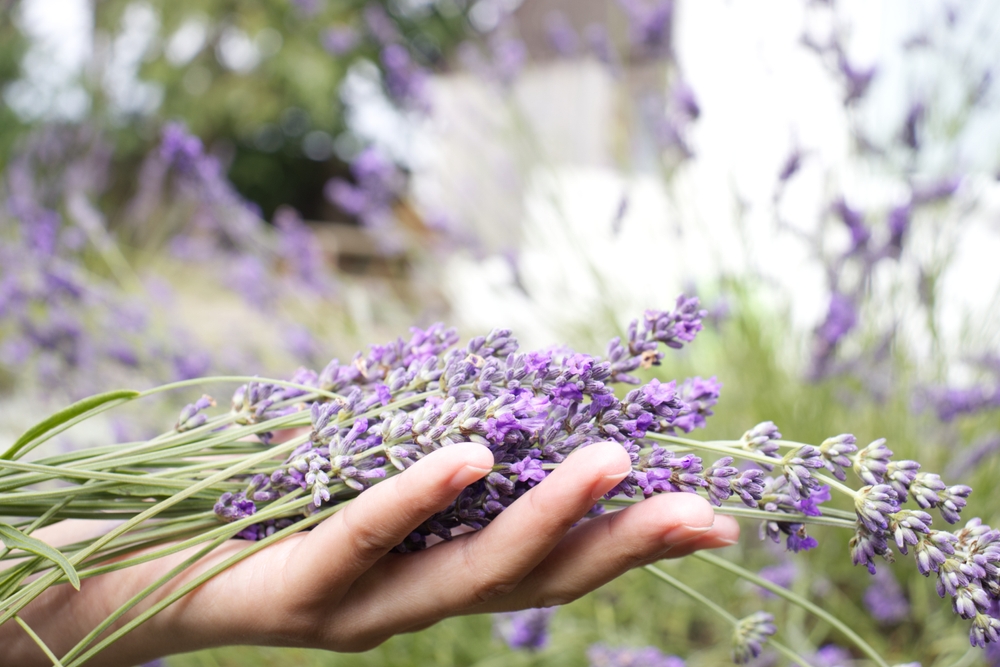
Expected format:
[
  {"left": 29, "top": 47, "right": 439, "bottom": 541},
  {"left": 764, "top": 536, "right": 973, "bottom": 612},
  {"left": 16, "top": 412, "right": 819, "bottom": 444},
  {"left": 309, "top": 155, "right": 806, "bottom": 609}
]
[{"left": 0, "top": 441, "right": 739, "bottom": 667}]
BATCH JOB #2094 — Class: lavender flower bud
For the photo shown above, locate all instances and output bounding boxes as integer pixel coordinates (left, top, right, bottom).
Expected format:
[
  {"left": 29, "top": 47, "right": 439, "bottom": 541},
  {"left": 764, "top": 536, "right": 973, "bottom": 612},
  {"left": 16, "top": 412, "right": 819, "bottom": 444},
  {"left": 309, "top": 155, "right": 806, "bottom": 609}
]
[
  {"left": 971, "top": 612, "right": 1000, "bottom": 647},
  {"left": 853, "top": 438, "right": 893, "bottom": 485},
  {"left": 732, "top": 611, "right": 777, "bottom": 664},
  {"left": 937, "top": 558, "right": 970, "bottom": 598},
  {"left": 863, "top": 568, "right": 910, "bottom": 623},
  {"left": 850, "top": 526, "right": 892, "bottom": 574},
  {"left": 781, "top": 445, "right": 825, "bottom": 501},
  {"left": 214, "top": 492, "right": 256, "bottom": 522},
  {"left": 940, "top": 485, "right": 972, "bottom": 524},
  {"left": 914, "top": 531, "right": 957, "bottom": 575},
  {"left": 740, "top": 422, "right": 782, "bottom": 469},
  {"left": 910, "top": 472, "right": 946, "bottom": 509},
  {"left": 703, "top": 457, "right": 738, "bottom": 506},
  {"left": 854, "top": 484, "right": 900, "bottom": 533},
  {"left": 885, "top": 460, "right": 921, "bottom": 503},
  {"left": 175, "top": 394, "right": 215, "bottom": 432},
  {"left": 818, "top": 433, "right": 857, "bottom": 481},
  {"left": 730, "top": 469, "right": 765, "bottom": 508},
  {"left": 889, "top": 510, "right": 932, "bottom": 553},
  {"left": 493, "top": 607, "right": 557, "bottom": 651},
  {"left": 953, "top": 585, "right": 991, "bottom": 619}
]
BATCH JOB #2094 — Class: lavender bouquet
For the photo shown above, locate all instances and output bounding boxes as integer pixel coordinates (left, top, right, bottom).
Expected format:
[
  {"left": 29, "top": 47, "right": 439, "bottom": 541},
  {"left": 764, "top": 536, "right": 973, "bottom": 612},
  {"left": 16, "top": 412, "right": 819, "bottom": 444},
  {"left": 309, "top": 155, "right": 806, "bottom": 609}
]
[{"left": 0, "top": 296, "right": 994, "bottom": 666}]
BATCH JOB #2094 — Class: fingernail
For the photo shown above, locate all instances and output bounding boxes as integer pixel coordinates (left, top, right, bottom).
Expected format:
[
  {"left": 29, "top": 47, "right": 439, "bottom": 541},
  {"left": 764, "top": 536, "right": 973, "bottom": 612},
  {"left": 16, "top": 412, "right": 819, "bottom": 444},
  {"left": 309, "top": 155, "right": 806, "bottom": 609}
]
[
  {"left": 590, "top": 471, "right": 630, "bottom": 500},
  {"left": 663, "top": 522, "right": 715, "bottom": 544},
  {"left": 449, "top": 464, "right": 492, "bottom": 490},
  {"left": 706, "top": 535, "right": 740, "bottom": 549}
]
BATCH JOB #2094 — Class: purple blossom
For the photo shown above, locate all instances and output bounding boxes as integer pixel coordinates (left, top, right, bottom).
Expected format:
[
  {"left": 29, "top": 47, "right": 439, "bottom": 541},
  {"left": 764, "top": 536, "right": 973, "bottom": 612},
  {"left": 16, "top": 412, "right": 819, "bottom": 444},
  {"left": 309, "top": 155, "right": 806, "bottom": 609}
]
[
  {"left": 584, "top": 23, "right": 620, "bottom": 72},
  {"left": 917, "top": 384, "right": 1000, "bottom": 422},
  {"left": 671, "top": 376, "right": 721, "bottom": 432},
  {"left": 381, "top": 44, "right": 430, "bottom": 110},
  {"left": 837, "top": 54, "right": 876, "bottom": 103},
  {"left": 508, "top": 456, "right": 547, "bottom": 485},
  {"left": 545, "top": 12, "right": 578, "bottom": 56},
  {"left": 214, "top": 492, "right": 256, "bottom": 522},
  {"left": 159, "top": 123, "right": 203, "bottom": 174},
  {"left": 587, "top": 644, "right": 685, "bottom": 667},
  {"left": 363, "top": 4, "right": 399, "bottom": 44},
  {"left": 863, "top": 567, "right": 910, "bottom": 623},
  {"left": 732, "top": 611, "right": 777, "bottom": 663},
  {"left": 795, "top": 645, "right": 852, "bottom": 667},
  {"left": 617, "top": 0, "right": 674, "bottom": 59},
  {"left": 912, "top": 177, "right": 960, "bottom": 204},
  {"left": 323, "top": 26, "right": 359, "bottom": 55},
  {"left": 832, "top": 197, "right": 870, "bottom": 252},
  {"left": 494, "top": 607, "right": 557, "bottom": 650},
  {"left": 756, "top": 561, "right": 798, "bottom": 598}
]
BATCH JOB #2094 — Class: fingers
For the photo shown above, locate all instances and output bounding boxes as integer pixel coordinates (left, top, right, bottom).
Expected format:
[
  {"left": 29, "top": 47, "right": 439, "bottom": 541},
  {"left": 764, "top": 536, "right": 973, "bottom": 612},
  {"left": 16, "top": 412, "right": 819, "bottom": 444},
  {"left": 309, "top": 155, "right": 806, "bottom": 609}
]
[
  {"left": 284, "top": 442, "right": 495, "bottom": 606},
  {"left": 343, "top": 441, "right": 633, "bottom": 629},
  {"left": 475, "top": 492, "right": 739, "bottom": 611}
]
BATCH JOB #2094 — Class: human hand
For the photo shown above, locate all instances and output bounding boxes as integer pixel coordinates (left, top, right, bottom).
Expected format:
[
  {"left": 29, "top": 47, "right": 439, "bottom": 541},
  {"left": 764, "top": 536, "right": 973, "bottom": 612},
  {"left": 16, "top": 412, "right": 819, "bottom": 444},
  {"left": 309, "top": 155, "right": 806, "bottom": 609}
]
[{"left": 2, "top": 441, "right": 738, "bottom": 667}]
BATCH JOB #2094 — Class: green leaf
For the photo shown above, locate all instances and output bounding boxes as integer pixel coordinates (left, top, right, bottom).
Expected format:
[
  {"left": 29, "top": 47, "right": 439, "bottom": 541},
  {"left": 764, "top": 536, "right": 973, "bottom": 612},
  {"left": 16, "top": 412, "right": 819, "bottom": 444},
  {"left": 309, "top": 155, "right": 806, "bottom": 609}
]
[
  {"left": 0, "top": 523, "right": 80, "bottom": 590},
  {"left": 1, "top": 389, "right": 139, "bottom": 461}
]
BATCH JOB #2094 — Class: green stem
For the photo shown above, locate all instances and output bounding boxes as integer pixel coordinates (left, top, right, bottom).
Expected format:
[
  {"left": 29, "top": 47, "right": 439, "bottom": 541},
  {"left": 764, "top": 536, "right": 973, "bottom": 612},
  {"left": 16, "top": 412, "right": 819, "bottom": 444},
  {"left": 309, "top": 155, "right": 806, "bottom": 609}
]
[
  {"left": 15, "top": 615, "right": 65, "bottom": 667},
  {"left": 0, "top": 432, "right": 310, "bottom": 622},
  {"left": 692, "top": 552, "right": 890, "bottom": 667},
  {"left": 643, "top": 564, "right": 817, "bottom": 667},
  {"left": 600, "top": 498, "right": 856, "bottom": 529},
  {"left": 135, "top": 375, "right": 346, "bottom": 402}
]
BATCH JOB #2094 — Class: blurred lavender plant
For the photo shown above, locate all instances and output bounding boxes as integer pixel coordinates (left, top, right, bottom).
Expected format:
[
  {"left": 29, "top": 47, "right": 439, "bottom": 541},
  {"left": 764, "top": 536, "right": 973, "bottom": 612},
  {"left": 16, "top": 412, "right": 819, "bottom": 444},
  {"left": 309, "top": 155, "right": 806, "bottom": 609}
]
[
  {"left": 587, "top": 643, "right": 685, "bottom": 667},
  {"left": 493, "top": 607, "right": 557, "bottom": 651}
]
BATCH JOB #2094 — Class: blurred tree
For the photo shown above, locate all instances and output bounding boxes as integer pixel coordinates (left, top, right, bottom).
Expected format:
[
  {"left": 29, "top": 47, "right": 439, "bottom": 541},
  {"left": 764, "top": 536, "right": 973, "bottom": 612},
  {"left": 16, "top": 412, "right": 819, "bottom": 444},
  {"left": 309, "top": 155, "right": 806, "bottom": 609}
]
[{"left": 2, "top": 0, "right": 473, "bottom": 219}]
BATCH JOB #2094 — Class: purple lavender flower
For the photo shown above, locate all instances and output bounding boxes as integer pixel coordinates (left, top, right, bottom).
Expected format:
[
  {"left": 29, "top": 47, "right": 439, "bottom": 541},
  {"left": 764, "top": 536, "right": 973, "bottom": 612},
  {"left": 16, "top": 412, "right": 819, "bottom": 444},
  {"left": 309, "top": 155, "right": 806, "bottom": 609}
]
[
  {"left": 837, "top": 54, "right": 876, "bottom": 103},
  {"left": 494, "top": 607, "right": 557, "bottom": 651},
  {"left": 159, "top": 123, "right": 204, "bottom": 174},
  {"left": 671, "top": 376, "right": 721, "bottom": 432},
  {"left": 381, "top": 44, "right": 430, "bottom": 110},
  {"left": 795, "top": 645, "right": 852, "bottom": 667},
  {"left": 852, "top": 438, "right": 893, "bottom": 485},
  {"left": 832, "top": 197, "right": 870, "bottom": 252},
  {"left": 778, "top": 148, "right": 803, "bottom": 182},
  {"left": 490, "top": 34, "right": 527, "bottom": 86},
  {"left": 732, "top": 611, "right": 777, "bottom": 664},
  {"left": 584, "top": 23, "right": 620, "bottom": 73},
  {"left": 912, "top": 177, "right": 960, "bottom": 204},
  {"left": 617, "top": 0, "right": 674, "bottom": 59},
  {"left": 902, "top": 101, "right": 925, "bottom": 150},
  {"left": 545, "top": 11, "right": 578, "bottom": 57},
  {"left": 854, "top": 484, "right": 900, "bottom": 534},
  {"left": 740, "top": 422, "right": 782, "bottom": 466},
  {"left": 887, "top": 203, "right": 911, "bottom": 254},
  {"left": 819, "top": 434, "right": 857, "bottom": 481},
  {"left": 214, "top": 492, "right": 256, "bottom": 522},
  {"left": 323, "top": 26, "right": 360, "bottom": 55},
  {"left": 176, "top": 394, "right": 216, "bottom": 432},
  {"left": 363, "top": 4, "right": 399, "bottom": 44},
  {"left": 756, "top": 561, "right": 798, "bottom": 599},
  {"left": 917, "top": 384, "right": 1000, "bottom": 422},
  {"left": 587, "top": 644, "right": 685, "bottom": 667},
  {"left": 863, "top": 567, "right": 910, "bottom": 623}
]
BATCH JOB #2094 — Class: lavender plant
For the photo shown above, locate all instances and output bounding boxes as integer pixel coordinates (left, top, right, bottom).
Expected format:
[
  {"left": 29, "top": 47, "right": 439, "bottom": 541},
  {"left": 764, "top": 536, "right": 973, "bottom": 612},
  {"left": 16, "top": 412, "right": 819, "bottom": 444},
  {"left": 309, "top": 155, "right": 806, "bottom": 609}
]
[{"left": 0, "top": 296, "right": 996, "bottom": 666}]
